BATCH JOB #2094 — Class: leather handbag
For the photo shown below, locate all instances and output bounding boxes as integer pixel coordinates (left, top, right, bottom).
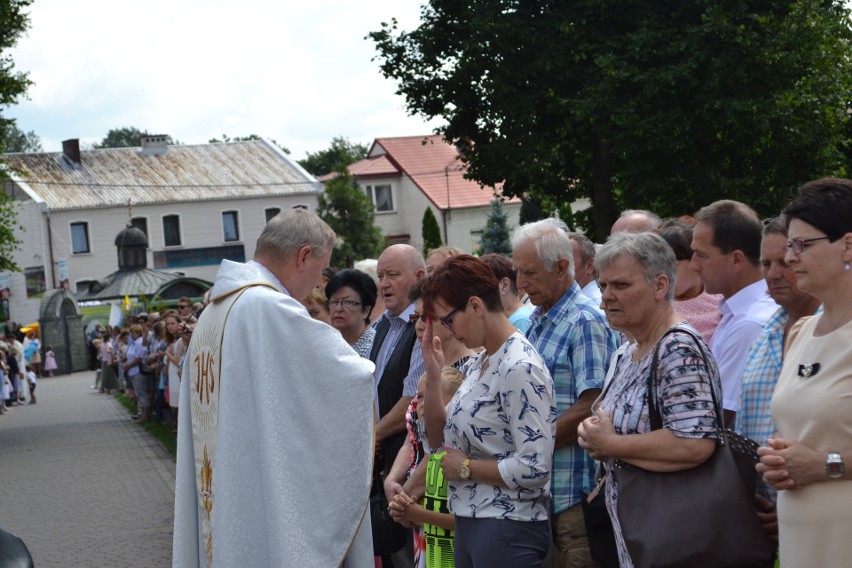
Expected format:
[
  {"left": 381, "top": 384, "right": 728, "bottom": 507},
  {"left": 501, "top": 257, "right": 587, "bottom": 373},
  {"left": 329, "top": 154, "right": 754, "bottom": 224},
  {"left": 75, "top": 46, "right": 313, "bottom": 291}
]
[
  {"left": 580, "top": 474, "right": 620, "bottom": 568},
  {"left": 612, "top": 328, "right": 775, "bottom": 568}
]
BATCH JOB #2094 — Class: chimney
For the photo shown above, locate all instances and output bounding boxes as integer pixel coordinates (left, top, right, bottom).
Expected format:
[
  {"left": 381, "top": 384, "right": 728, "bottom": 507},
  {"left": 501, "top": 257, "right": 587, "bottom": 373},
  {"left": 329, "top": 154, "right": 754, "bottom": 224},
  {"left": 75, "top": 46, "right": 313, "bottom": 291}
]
[
  {"left": 62, "top": 139, "right": 81, "bottom": 167},
  {"left": 141, "top": 135, "right": 169, "bottom": 156}
]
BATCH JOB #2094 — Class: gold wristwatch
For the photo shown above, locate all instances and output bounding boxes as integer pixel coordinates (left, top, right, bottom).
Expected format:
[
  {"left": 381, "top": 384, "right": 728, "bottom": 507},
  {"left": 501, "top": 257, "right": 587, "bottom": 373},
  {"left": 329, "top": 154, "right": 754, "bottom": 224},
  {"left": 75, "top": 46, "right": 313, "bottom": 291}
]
[{"left": 459, "top": 458, "right": 472, "bottom": 480}]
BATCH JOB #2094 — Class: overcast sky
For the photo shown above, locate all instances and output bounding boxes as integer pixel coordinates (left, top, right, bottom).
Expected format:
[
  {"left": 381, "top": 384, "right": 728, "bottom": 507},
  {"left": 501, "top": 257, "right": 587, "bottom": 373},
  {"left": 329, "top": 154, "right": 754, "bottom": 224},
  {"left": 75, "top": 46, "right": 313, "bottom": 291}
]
[{"left": 6, "top": 0, "right": 440, "bottom": 159}]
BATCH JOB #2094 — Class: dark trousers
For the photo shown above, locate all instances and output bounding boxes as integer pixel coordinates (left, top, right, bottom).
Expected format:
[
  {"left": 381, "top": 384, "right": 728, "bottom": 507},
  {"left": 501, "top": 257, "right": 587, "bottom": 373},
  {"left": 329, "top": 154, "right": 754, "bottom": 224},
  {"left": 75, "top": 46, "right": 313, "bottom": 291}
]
[{"left": 454, "top": 517, "right": 550, "bottom": 568}]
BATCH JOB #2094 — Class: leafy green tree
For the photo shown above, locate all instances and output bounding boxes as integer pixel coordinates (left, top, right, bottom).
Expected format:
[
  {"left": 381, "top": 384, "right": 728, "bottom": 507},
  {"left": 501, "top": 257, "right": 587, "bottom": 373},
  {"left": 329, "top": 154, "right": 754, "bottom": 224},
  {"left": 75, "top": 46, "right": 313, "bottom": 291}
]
[
  {"left": 478, "top": 199, "right": 512, "bottom": 255},
  {"left": 0, "top": 0, "right": 34, "bottom": 271},
  {"left": 2, "top": 123, "right": 41, "bottom": 152},
  {"left": 519, "top": 194, "right": 547, "bottom": 226},
  {"left": 94, "top": 127, "right": 181, "bottom": 148},
  {"left": 422, "top": 207, "right": 443, "bottom": 255},
  {"left": 94, "top": 127, "right": 150, "bottom": 148},
  {"left": 370, "top": 1, "right": 852, "bottom": 240},
  {"left": 209, "top": 133, "right": 289, "bottom": 154},
  {"left": 298, "top": 136, "right": 368, "bottom": 177},
  {"left": 317, "top": 173, "right": 385, "bottom": 267}
]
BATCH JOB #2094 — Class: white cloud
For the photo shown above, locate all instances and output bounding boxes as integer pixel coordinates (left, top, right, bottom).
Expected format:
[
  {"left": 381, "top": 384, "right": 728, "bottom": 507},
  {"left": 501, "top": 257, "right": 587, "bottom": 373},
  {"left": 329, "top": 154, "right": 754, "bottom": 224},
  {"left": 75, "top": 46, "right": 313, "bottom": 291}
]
[{"left": 7, "top": 0, "right": 440, "bottom": 158}]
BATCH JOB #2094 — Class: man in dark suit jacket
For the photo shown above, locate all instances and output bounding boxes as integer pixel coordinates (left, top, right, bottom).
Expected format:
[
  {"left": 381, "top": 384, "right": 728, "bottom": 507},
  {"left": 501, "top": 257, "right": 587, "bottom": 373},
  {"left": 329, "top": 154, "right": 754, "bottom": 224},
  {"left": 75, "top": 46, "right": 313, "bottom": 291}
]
[{"left": 370, "top": 244, "right": 426, "bottom": 567}]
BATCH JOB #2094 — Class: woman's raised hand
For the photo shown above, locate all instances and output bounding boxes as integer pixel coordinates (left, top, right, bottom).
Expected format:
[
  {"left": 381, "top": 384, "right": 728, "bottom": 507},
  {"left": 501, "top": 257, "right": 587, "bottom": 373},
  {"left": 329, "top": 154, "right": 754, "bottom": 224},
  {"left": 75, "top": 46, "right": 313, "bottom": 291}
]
[{"left": 420, "top": 317, "right": 445, "bottom": 381}]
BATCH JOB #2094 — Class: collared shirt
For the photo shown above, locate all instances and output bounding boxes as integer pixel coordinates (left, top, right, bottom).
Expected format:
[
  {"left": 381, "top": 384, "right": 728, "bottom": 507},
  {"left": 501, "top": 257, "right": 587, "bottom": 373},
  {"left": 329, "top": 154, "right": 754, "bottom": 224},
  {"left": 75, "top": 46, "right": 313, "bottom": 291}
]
[
  {"left": 372, "top": 303, "right": 425, "bottom": 417},
  {"left": 580, "top": 280, "right": 603, "bottom": 309},
  {"left": 711, "top": 280, "right": 778, "bottom": 412},
  {"left": 125, "top": 336, "right": 145, "bottom": 377},
  {"left": 444, "top": 333, "right": 556, "bottom": 521},
  {"left": 526, "top": 282, "right": 620, "bottom": 513}
]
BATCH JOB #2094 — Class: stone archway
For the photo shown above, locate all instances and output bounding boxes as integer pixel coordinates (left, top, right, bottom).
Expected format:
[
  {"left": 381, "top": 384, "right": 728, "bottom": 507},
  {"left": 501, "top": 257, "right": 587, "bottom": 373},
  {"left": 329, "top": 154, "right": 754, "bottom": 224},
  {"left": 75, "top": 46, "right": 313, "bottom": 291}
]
[{"left": 39, "top": 289, "right": 87, "bottom": 375}]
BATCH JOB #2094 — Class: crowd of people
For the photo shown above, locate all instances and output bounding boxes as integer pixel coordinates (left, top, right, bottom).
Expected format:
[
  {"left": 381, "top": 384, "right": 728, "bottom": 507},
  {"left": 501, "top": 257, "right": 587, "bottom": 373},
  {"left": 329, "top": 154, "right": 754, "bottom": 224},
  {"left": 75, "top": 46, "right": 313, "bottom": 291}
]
[
  {"left": 85, "top": 298, "right": 201, "bottom": 428},
  {"left": 1, "top": 325, "right": 48, "bottom": 414},
  {"left": 163, "top": 179, "right": 850, "bottom": 568}
]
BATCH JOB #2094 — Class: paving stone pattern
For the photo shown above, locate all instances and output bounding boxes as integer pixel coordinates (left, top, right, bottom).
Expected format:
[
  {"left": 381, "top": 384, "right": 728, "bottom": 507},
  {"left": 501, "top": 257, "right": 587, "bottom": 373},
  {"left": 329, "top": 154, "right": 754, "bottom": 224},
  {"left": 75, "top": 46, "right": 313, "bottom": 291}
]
[{"left": 0, "top": 370, "right": 175, "bottom": 567}]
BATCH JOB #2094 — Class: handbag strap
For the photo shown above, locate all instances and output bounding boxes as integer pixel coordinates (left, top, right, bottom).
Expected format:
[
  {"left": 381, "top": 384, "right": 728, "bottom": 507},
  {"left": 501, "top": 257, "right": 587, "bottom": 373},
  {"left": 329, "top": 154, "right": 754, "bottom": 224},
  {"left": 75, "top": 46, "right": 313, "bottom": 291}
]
[{"left": 646, "top": 325, "right": 726, "bottom": 445}]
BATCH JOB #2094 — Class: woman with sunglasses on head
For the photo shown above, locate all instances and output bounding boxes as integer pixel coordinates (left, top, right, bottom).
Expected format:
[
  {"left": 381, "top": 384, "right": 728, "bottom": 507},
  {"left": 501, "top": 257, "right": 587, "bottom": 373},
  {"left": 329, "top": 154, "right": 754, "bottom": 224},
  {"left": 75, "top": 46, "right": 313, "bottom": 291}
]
[
  {"left": 419, "top": 255, "right": 556, "bottom": 567},
  {"left": 325, "top": 268, "right": 378, "bottom": 359},
  {"left": 757, "top": 178, "right": 852, "bottom": 567}
]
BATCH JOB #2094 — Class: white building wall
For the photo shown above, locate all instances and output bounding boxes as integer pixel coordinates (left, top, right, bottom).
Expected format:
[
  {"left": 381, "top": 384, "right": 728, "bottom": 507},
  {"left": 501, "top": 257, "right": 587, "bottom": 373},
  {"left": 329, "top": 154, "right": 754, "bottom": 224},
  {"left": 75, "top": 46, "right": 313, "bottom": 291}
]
[
  {"left": 3, "top": 194, "right": 318, "bottom": 325},
  {"left": 355, "top": 175, "right": 521, "bottom": 256},
  {"left": 445, "top": 202, "right": 522, "bottom": 254}
]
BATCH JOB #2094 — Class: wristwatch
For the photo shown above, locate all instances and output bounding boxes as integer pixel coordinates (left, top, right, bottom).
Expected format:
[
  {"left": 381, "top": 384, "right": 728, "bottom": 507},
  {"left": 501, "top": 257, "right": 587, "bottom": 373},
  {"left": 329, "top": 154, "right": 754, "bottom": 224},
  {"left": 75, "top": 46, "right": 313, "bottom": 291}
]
[
  {"left": 459, "top": 458, "right": 472, "bottom": 480},
  {"left": 826, "top": 453, "right": 845, "bottom": 479}
]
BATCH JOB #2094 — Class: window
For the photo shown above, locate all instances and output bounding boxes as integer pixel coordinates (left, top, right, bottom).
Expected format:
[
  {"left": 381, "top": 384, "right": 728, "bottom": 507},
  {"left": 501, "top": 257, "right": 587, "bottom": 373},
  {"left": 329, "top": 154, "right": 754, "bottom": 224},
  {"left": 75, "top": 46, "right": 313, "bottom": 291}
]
[
  {"left": 130, "top": 217, "right": 148, "bottom": 238},
  {"left": 222, "top": 211, "right": 240, "bottom": 242},
  {"left": 71, "top": 222, "right": 90, "bottom": 254},
  {"left": 365, "top": 184, "right": 394, "bottom": 212},
  {"left": 265, "top": 207, "right": 281, "bottom": 223},
  {"left": 163, "top": 215, "right": 181, "bottom": 247}
]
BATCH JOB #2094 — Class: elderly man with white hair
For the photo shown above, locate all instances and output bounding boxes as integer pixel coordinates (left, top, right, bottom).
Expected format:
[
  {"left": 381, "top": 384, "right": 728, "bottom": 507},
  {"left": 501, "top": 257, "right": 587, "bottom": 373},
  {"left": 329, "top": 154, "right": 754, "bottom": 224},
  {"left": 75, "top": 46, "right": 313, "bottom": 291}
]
[{"left": 512, "top": 218, "right": 620, "bottom": 568}]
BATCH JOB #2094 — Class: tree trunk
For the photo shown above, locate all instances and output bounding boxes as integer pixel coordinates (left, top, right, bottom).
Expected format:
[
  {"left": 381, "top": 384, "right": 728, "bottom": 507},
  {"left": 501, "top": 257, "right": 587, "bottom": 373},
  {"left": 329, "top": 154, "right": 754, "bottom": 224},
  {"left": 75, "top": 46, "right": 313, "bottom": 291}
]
[{"left": 590, "top": 139, "right": 617, "bottom": 243}]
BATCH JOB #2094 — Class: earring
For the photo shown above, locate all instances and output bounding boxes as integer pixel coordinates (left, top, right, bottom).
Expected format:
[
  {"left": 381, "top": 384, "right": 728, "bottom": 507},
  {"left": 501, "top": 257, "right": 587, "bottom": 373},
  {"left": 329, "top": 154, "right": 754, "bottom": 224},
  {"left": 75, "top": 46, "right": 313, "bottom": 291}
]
[{"left": 846, "top": 262, "right": 851, "bottom": 271}]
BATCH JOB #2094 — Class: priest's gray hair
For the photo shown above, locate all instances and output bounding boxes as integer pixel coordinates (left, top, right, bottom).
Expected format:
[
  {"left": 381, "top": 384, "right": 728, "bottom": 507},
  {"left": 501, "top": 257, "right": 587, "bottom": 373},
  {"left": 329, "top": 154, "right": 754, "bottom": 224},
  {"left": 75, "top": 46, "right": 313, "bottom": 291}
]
[
  {"left": 595, "top": 232, "right": 677, "bottom": 301},
  {"left": 511, "top": 217, "right": 575, "bottom": 277},
  {"left": 255, "top": 208, "right": 337, "bottom": 261}
]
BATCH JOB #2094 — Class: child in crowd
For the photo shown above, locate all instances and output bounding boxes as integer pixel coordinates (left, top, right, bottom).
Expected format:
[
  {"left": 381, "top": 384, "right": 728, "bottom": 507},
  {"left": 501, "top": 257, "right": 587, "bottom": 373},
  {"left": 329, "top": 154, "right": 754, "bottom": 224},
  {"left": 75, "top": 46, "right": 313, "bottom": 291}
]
[
  {"left": 43, "top": 345, "right": 57, "bottom": 377},
  {"left": 390, "top": 367, "right": 464, "bottom": 567},
  {"left": 25, "top": 364, "right": 37, "bottom": 404}
]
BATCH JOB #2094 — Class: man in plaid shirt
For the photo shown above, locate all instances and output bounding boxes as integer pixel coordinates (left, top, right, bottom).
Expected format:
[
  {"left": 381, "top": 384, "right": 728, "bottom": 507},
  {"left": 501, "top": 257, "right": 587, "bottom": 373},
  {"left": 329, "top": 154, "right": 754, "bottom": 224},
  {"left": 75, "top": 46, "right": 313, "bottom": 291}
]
[
  {"left": 513, "top": 218, "right": 620, "bottom": 567},
  {"left": 737, "top": 217, "right": 820, "bottom": 532}
]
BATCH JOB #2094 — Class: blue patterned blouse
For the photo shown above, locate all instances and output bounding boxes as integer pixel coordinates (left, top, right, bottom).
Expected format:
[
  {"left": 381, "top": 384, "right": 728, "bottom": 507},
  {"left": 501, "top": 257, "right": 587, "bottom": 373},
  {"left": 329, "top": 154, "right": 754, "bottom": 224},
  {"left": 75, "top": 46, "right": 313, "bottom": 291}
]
[{"left": 444, "top": 332, "right": 557, "bottom": 522}]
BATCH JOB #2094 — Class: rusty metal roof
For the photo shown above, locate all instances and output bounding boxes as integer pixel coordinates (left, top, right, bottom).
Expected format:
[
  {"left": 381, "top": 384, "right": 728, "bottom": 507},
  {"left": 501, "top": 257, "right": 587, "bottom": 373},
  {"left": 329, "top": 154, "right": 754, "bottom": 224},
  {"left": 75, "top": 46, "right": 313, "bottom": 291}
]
[{"left": 3, "top": 139, "right": 320, "bottom": 211}]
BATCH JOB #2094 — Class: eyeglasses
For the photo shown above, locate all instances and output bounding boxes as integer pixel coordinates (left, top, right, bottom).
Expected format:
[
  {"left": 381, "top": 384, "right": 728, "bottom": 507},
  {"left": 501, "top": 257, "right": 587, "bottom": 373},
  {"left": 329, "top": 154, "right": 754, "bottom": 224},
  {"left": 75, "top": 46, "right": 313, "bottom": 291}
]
[
  {"left": 439, "top": 305, "right": 465, "bottom": 331},
  {"left": 784, "top": 236, "right": 831, "bottom": 255},
  {"left": 328, "top": 299, "right": 362, "bottom": 309},
  {"left": 408, "top": 312, "right": 424, "bottom": 324}
]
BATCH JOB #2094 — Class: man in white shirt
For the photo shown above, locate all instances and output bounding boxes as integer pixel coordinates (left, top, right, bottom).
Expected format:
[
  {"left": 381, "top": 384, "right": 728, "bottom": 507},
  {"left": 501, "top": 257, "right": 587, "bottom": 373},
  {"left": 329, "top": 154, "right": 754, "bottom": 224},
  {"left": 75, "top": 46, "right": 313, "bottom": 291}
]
[
  {"left": 568, "top": 232, "right": 602, "bottom": 308},
  {"left": 690, "top": 200, "right": 777, "bottom": 427}
]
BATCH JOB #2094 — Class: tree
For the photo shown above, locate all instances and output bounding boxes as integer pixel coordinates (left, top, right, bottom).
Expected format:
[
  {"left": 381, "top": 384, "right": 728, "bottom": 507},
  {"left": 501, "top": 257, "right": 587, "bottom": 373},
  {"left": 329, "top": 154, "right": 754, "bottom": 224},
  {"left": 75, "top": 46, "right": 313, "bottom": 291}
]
[
  {"left": 478, "top": 199, "right": 512, "bottom": 255},
  {"left": 0, "top": 0, "right": 34, "bottom": 272},
  {"left": 421, "top": 207, "right": 443, "bottom": 255},
  {"left": 370, "top": 1, "right": 852, "bottom": 241},
  {"left": 317, "top": 173, "right": 385, "bottom": 267},
  {"left": 94, "top": 127, "right": 181, "bottom": 148},
  {"left": 2, "top": 123, "right": 41, "bottom": 152},
  {"left": 209, "top": 134, "right": 289, "bottom": 154},
  {"left": 298, "top": 136, "right": 368, "bottom": 177}
]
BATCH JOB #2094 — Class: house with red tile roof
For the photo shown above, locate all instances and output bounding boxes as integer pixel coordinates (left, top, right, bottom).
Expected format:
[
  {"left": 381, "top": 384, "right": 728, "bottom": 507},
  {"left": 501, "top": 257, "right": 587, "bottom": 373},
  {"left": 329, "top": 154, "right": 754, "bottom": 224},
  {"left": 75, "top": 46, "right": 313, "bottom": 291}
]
[{"left": 344, "top": 134, "right": 521, "bottom": 254}]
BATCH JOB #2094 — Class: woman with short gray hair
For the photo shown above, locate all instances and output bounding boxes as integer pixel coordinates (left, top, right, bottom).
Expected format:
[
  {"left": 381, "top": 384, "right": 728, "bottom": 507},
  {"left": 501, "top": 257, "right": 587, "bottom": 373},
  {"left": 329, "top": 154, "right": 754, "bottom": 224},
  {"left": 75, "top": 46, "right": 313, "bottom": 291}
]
[{"left": 578, "top": 232, "right": 723, "bottom": 567}]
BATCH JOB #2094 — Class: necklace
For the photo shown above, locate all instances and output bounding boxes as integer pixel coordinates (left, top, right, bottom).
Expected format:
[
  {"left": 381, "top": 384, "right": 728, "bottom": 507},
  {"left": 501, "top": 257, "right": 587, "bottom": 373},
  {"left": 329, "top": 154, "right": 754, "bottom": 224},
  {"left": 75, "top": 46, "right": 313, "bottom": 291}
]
[{"left": 826, "top": 298, "right": 852, "bottom": 333}]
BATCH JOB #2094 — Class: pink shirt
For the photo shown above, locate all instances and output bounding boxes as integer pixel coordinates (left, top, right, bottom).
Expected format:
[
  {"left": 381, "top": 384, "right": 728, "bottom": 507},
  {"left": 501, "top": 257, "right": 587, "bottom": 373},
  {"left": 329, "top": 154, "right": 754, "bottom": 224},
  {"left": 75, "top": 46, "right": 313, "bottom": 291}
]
[{"left": 674, "top": 291, "right": 723, "bottom": 345}]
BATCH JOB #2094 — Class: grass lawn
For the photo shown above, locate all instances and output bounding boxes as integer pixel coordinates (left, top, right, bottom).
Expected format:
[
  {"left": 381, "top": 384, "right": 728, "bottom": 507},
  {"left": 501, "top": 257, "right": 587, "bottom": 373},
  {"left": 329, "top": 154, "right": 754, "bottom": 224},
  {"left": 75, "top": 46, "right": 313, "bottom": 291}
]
[{"left": 115, "top": 393, "right": 178, "bottom": 461}]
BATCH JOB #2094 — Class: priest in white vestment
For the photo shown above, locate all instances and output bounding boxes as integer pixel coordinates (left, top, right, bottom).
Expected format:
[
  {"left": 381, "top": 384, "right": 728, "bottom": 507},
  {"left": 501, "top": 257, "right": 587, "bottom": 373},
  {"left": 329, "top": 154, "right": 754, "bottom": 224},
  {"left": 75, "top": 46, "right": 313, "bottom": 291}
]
[{"left": 173, "top": 209, "right": 375, "bottom": 568}]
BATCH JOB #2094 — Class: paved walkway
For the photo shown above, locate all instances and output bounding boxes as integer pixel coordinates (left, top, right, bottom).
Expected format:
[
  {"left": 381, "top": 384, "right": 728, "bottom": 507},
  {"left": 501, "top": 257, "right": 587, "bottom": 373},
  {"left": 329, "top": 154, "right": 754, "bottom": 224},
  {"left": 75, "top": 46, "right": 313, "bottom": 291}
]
[{"left": 0, "top": 370, "right": 175, "bottom": 567}]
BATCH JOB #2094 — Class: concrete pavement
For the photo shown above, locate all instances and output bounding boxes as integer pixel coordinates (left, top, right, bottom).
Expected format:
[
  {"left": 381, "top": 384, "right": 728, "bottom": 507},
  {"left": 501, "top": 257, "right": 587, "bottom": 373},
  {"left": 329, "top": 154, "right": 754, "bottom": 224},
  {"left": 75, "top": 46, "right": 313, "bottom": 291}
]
[{"left": 0, "top": 370, "right": 175, "bottom": 567}]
